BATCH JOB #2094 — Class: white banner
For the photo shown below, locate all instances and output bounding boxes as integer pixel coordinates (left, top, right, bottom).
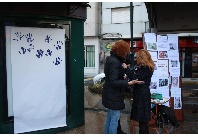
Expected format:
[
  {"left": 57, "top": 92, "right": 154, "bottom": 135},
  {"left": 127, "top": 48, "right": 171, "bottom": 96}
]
[{"left": 11, "top": 27, "right": 66, "bottom": 133}]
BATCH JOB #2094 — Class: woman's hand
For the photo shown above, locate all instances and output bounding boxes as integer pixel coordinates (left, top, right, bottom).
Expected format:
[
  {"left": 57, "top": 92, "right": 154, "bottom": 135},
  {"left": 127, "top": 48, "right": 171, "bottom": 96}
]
[
  {"left": 128, "top": 79, "right": 144, "bottom": 85},
  {"left": 122, "top": 63, "right": 128, "bottom": 69}
]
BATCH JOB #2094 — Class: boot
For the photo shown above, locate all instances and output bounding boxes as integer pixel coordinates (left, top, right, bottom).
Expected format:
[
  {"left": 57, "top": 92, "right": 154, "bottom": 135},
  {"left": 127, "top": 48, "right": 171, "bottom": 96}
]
[{"left": 117, "top": 119, "right": 127, "bottom": 134}]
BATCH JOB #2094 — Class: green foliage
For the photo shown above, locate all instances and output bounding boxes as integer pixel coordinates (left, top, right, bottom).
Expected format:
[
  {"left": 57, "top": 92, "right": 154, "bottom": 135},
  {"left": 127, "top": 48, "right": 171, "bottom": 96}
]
[
  {"left": 88, "top": 81, "right": 103, "bottom": 94},
  {"left": 88, "top": 80, "right": 133, "bottom": 99}
]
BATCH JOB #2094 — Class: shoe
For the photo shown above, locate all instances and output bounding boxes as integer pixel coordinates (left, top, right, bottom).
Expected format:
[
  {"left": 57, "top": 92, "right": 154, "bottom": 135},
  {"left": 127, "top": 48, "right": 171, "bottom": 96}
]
[
  {"left": 117, "top": 130, "right": 127, "bottom": 134},
  {"left": 152, "top": 114, "right": 157, "bottom": 120},
  {"left": 167, "top": 124, "right": 174, "bottom": 133}
]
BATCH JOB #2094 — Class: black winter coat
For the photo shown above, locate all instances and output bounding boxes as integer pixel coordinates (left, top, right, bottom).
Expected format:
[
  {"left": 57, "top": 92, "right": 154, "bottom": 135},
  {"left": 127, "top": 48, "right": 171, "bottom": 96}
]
[
  {"left": 102, "top": 52, "right": 128, "bottom": 110},
  {"left": 130, "top": 65, "right": 153, "bottom": 122}
]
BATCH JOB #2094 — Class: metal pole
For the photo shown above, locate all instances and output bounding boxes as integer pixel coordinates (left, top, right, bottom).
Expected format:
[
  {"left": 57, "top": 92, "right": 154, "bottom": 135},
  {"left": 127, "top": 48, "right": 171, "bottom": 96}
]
[{"left": 130, "top": 2, "right": 134, "bottom": 70}]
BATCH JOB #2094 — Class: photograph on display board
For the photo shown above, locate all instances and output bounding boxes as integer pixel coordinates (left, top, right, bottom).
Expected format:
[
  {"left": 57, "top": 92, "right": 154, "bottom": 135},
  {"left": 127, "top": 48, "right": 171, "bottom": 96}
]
[
  {"left": 174, "top": 96, "right": 182, "bottom": 109},
  {"left": 150, "top": 81, "right": 158, "bottom": 89},
  {"left": 168, "top": 43, "right": 178, "bottom": 51},
  {"left": 159, "top": 78, "right": 169, "bottom": 87},
  {"left": 150, "top": 76, "right": 158, "bottom": 91},
  {"left": 146, "top": 42, "right": 157, "bottom": 51},
  {"left": 172, "top": 76, "right": 179, "bottom": 88},
  {"left": 170, "top": 59, "right": 179, "bottom": 67},
  {"left": 158, "top": 51, "right": 168, "bottom": 59}
]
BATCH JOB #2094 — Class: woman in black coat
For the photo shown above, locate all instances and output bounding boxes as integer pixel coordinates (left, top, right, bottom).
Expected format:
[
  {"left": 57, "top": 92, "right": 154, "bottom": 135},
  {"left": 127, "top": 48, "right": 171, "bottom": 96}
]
[
  {"left": 130, "top": 49, "right": 154, "bottom": 134},
  {"left": 102, "top": 40, "right": 143, "bottom": 134}
]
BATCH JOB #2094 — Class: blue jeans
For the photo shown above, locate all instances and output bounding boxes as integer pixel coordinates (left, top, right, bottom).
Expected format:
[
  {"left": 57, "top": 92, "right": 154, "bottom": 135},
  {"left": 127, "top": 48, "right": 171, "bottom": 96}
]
[{"left": 104, "top": 109, "right": 120, "bottom": 134}]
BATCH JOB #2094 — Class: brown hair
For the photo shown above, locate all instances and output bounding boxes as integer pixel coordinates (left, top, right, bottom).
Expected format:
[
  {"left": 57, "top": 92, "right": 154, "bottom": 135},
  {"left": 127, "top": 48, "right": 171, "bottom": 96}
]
[
  {"left": 111, "top": 40, "right": 130, "bottom": 58},
  {"left": 135, "top": 49, "right": 154, "bottom": 71}
]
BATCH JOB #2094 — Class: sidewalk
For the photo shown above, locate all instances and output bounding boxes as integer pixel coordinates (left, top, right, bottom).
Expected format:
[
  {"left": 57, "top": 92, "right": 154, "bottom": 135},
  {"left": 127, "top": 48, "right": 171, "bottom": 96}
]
[
  {"left": 60, "top": 83, "right": 198, "bottom": 134},
  {"left": 61, "top": 109, "right": 198, "bottom": 134}
]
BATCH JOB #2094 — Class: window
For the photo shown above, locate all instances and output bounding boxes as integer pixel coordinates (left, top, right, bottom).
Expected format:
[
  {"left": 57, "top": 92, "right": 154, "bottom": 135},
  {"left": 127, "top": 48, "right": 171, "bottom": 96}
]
[
  {"left": 192, "top": 53, "right": 198, "bottom": 77},
  {"left": 180, "top": 48, "right": 198, "bottom": 78},
  {"left": 112, "top": 7, "right": 130, "bottom": 24},
  {"left": 84, "top": 45, "right": 95, "bottom": 67}
]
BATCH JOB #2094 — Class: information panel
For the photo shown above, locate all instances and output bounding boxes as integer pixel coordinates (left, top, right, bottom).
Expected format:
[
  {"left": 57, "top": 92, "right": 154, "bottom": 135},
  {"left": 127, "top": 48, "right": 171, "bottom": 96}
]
[{"left": 10, "top": 27, "right": 66, "bottom": 133}]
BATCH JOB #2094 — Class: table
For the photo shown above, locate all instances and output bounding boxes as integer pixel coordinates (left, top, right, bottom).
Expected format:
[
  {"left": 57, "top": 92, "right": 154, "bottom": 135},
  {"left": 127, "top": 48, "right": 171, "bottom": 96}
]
[{"left": 150, "top": 98, "right": 170, "bottom": 134}]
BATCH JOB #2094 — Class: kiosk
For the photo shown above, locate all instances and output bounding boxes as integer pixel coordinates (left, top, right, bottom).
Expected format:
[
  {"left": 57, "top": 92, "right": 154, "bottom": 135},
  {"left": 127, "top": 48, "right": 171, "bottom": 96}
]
[{"left": 0, "top": 2, "right": 89, "bottom": 134}]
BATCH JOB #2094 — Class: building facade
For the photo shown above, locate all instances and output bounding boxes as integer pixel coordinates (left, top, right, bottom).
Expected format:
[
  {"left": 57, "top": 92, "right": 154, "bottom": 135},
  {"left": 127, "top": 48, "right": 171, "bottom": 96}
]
[
  {"left": 84, "top": 2, "right": 101, "bottom": 76},
  {"left": 84, "top": 2, "right": 148, "bottom": 76},
  {"left": 84, "top": 2, "right": 198, "bottom": 81}
]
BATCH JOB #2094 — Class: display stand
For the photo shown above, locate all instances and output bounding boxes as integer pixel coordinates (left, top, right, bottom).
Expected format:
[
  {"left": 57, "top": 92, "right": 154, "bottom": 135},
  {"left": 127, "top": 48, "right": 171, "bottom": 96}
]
[{"left": 143, "top": 33, "right": 184, "bottom": 121}]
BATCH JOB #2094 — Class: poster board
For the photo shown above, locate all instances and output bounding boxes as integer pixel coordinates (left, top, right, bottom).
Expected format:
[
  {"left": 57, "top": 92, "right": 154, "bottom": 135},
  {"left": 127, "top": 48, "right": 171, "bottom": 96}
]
[
  {"left": 9, "top": 26, "right": 67, "bottom": 133},
  {"left": 144, "top": 33, "right": 183, "bottom": 121}
]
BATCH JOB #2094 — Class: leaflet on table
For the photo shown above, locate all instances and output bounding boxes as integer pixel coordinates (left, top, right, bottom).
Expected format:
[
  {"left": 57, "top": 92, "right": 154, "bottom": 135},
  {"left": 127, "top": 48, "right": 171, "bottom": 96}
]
[{"left": 150, "top": 88, "right": 170, "bottom": 107}]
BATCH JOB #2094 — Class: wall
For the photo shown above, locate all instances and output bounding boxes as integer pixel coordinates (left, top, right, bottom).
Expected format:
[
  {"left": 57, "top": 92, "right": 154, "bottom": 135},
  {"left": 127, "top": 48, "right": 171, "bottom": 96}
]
[
  {"left": 84, "top": 2, "right": 100, "bottom": 36},
  {"left": 101, "top": 2, "right": 148, "bottom": 38},
  {"left": 84, "top": 2, "right": 101, "bottom": 76}
]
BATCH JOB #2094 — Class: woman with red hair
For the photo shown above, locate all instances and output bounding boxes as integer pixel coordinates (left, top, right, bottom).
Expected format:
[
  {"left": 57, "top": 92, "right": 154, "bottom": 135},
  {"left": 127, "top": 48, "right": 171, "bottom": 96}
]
[
  {"left": 102, "top": 40, "right": 143, "bottom": 134},
  {"left": 130, "top": 49, "right": 154, "bottom": 134}
]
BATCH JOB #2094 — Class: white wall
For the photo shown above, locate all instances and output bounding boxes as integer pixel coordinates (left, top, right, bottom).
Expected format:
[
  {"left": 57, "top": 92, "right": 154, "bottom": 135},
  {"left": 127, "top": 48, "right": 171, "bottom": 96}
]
[
  {"left": 102, "top": 2, "right": 148, "bottom": 38},
  {"left": 102, "top": 2, "right": 130, "bottom": 9},
  {"left": 84, "top": 2, "right": 100, "bottom": 36},
  {"left": 84, "top": 3, "right": 101, "bottom": 76}
]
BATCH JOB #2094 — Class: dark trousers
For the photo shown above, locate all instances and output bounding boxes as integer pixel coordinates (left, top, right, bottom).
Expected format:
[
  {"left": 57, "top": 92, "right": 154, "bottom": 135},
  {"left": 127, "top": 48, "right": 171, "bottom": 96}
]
[
  {"left": 117, "top": 119, "right": 125, "bottom": 134},
  {"left": 139, "top": 121, "right": 149, "bottom": 134}
]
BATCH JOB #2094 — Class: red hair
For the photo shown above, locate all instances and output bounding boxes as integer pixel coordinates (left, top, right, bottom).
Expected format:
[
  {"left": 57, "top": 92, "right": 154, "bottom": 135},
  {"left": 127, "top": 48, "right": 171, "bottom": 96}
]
[
  {"left": 111, "top": 40, "right": 130, "bottom": 58},
  {"left": 135, "top": 49, "right": 154, "bottom": 71}
]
